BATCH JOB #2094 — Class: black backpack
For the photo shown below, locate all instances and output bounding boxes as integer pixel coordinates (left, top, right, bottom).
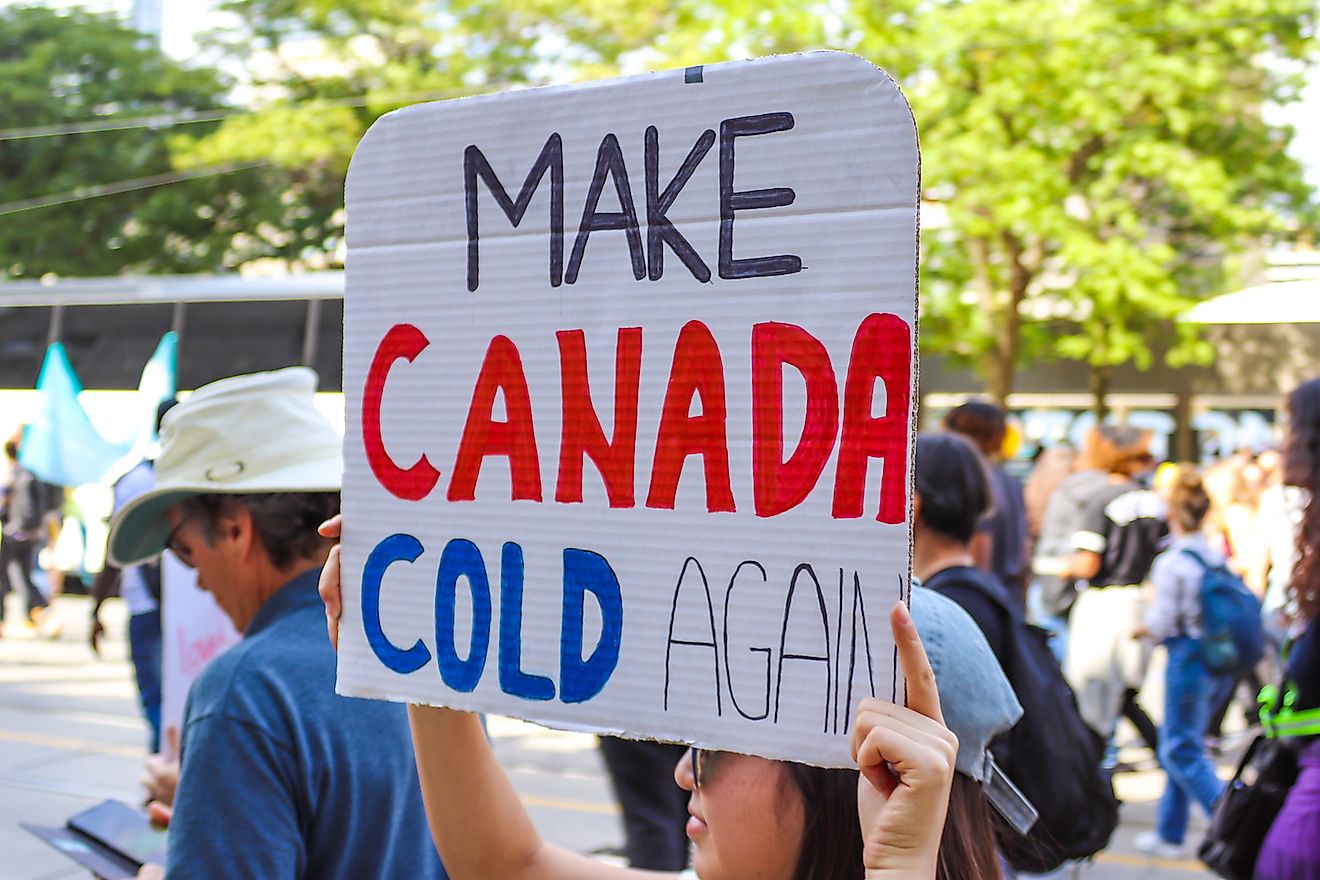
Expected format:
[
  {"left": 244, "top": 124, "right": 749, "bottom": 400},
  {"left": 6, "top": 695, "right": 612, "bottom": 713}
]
[
  {"left": 925, "top": 568, "right": 1120, "bottom": 873},
  {"left": 6, "top": 468, "right": 58, "bottom": 534}
]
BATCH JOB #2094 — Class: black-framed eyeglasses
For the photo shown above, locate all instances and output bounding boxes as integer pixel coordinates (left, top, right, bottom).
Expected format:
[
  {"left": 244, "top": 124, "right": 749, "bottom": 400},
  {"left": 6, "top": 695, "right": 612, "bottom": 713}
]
[
  {"left": 164, "top": 513, "right": 195, "bottom": 568},
  {"left": 689, "top": 747, "right": 722, "bottom": 788}
]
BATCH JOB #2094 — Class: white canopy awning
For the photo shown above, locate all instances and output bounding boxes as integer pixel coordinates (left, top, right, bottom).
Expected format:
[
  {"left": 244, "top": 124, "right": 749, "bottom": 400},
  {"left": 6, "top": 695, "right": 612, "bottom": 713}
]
[
  {"left": 0, "top": 270, "right": 345, "bottom": 307},
  {"left": 1182, "top": 280, "right": 1320, "bottom": 324}
]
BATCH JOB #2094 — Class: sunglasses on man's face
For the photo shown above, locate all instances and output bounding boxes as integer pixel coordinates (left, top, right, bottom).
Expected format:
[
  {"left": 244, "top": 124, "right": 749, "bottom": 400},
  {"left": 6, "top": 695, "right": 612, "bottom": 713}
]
[{"left": 164, "top": 513, "right": 196, "bottom": 568}]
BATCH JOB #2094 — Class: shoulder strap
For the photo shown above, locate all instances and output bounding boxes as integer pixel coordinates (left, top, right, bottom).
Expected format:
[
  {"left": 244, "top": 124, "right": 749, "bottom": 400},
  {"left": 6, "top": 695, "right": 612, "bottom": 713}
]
[
  {"left": 928, "top": 566, "right": 1023, "bottom": 626},
  {"left": 1179, "top": 547, "right": 1214, "bottom": 571}
]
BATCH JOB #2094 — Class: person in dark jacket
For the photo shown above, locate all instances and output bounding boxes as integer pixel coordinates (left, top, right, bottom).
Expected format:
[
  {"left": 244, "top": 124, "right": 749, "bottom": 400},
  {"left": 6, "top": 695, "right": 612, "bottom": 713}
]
[
  {"left": 943, "top": 401, "right": 1029, "bottom": 602},
  {"left": 911, "top": 432, "right": 1013, "bottom": 670},
  {"left": 0, "top": 434, "right": 61, "bottom": 635}
]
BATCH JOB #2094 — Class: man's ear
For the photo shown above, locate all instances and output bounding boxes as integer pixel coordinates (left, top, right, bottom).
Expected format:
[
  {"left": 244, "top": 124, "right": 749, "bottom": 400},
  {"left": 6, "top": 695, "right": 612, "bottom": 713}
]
[
  {"left": 912, "top": 493, "right": 923, "bottom": 523},
  {"left": 218, "top": 503, "right": 255, "bottom": 554}
]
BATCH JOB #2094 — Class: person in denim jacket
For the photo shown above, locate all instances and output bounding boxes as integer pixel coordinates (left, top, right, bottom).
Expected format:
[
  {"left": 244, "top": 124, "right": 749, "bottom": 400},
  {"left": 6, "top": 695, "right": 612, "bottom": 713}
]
[{"left": 1133, "top": 468, "right": 1226, "bottom": 857}]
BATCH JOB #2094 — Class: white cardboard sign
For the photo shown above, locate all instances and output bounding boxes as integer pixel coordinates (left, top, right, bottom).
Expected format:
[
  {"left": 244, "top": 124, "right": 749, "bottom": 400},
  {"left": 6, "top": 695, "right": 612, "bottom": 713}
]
[
  {"left": 160, "top": 552, "right": 240, "bottom": 757},
  {"left": 338, "top": 51, "right": 918, "bottom": 767}
]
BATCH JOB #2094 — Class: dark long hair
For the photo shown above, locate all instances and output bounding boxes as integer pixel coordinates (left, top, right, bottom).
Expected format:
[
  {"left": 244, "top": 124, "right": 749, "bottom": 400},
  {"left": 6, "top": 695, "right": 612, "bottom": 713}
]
[
  {"left": 1286, "top": 377, "right": 1320, "bottom": 621},
  {"left": 937, "top": 776, "right": 1002, "bottom": 880},
  {"left": 782, "top": 764, "right": 863, "bottom": 879},
  {"left": 781, "top": 765, "right": 1000, "bottom": 880}
]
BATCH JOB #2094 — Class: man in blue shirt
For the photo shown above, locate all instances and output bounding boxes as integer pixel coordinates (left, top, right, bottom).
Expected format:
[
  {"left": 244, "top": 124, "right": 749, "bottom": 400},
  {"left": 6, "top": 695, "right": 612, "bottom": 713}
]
[{"left": 108, "top": 368, "right": 446, "bottom": 879}]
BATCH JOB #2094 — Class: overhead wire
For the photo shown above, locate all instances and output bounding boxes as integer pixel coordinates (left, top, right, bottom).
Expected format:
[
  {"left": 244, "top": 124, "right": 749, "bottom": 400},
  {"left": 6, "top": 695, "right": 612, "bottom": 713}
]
[
  {"left": 0, "top": 162, "right": 270, "bottom": 217},
  {"left": 0, "top": 86, "right": 498, "bottom": 143},
  {"left": 0, "top": 10, "right": 1311, "bottom": 144},
  {"left": 0, "top": 7, "right": 1310, "bottom": 216}
]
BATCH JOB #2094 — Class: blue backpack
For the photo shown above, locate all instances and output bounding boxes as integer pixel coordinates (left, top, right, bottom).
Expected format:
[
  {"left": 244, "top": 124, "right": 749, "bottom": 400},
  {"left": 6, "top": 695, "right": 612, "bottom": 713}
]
[{"left": 1182, "top": 549, "right": 1265, "bottom": 675}]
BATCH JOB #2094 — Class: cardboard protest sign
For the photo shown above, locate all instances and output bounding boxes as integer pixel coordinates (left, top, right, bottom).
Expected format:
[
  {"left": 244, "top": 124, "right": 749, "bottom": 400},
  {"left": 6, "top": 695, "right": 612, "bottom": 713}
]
[
  {"left": 160, "top": 553, "right": 240, "bottom": 757},
  {"left": 338, "top": 51, "right": 918, "bottom": 767}
]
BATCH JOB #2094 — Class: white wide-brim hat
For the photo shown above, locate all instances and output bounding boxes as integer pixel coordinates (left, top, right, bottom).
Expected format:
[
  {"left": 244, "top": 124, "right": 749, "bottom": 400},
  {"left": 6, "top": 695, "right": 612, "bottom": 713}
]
[{"left": 108, "top": 367, "right": 343, "bottom": 567}]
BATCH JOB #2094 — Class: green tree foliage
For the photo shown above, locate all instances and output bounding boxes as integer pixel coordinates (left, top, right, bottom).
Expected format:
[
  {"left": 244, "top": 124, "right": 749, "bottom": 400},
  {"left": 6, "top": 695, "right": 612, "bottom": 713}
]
[
  {"left": 871, "top": 0, "right": 1317, "bottom": 403},
  {"left": 190, "top": 0, "right": 1315, "bottom": 401},
  {"left": 171, "top": 0, "right": 500, "bottom": 263},
  {"left": 451, "top": 0, "right": 1317, "bottom": 402},
  {"left": 185, "top": 0, "right": 867, "bottom": 265},
  {"left": 0, "top": 5, "right": 313, "bottom": 278}
]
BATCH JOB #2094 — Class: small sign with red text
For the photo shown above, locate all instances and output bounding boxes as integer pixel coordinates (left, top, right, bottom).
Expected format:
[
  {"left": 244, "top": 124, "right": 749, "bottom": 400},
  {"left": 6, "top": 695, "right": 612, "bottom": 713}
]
[{"left": 161, "top": 553, "right": 240, "bottom": 757}]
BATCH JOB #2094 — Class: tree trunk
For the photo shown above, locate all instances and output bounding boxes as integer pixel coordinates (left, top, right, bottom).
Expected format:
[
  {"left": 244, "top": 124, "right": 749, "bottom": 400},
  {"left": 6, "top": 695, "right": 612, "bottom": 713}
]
[
  {"left": 1089, "top": 365, "right": 1111, "bottom": 422},
  {"left": 1173, "top": 389, "right": 1194, "bottom": 462},
  {"left": 969, "top": 232, "right": 1029, "bottom": 409},
  {"left": 986, "top": 351, "right": 1014, "bottom": 408},
  {"left": 996, "top": 232, "right": 1029, "bottom": 408}
]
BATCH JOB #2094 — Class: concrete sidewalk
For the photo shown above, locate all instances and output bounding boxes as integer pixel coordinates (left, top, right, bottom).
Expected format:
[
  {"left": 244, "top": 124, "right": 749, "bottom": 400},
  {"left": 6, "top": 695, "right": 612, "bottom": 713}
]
[{"left": 1, "top": 594, "right": 1219, "bottom": 879}]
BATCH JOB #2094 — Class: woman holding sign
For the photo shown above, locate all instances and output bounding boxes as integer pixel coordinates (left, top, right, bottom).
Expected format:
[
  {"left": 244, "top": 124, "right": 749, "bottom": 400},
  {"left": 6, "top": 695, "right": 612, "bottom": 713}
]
[{"left": 318, "top": 517, "right": 1017, "bottom": 880}]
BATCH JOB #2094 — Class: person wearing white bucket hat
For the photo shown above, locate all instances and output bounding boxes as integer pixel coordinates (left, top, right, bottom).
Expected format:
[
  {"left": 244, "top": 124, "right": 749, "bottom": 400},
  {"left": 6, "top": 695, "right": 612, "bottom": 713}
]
[
  {"left": 109, "top": 368, "right": 447, "bottom": 880},
  {"left": 108, "top": 367, "right": 342, "bottom": 576}
]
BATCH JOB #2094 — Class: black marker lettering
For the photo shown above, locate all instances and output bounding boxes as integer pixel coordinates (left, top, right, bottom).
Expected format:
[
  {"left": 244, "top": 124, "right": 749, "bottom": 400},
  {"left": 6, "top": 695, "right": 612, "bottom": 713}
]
[
  {"left": 834, "top": 568, "right": 845, "bottom": 733},
  {"left": 465, "top": 135, "right": 564, "bottom": 292},
  {"left": 722, "top": 560, "right": 771, "bottom": 721},
  {"left": 773, "top": 563, "right": 832, "bottom": 731},
  {"left": 841, "top": 571, "right": 878, "bottom": 732},
  {"left": 663, "top": 556, "right": 722, "bottom": 715},
  {"left": 645, "top": 126, "right": 715, "bottom": 282},
  {"left": 566, "top": 133, "right": 645, "bottom": 285},
  {"left": 718, "top": 113, "right": 802, "bottom": 280}
]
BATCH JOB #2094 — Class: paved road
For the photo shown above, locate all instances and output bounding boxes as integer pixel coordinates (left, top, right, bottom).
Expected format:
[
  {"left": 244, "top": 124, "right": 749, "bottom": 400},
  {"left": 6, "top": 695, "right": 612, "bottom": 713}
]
[{"left": 2, "top": 594, "right": 1223, "bottom": 879}]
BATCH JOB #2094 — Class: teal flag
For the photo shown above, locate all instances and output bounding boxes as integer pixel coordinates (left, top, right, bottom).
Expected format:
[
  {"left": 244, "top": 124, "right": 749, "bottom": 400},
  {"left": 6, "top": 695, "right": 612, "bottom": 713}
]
[
  {"left": 19, "top": 343, "right": 134, "bottom": 487},
  {"left": 135, "top": 331, "right": 178, "bottom": 447}
]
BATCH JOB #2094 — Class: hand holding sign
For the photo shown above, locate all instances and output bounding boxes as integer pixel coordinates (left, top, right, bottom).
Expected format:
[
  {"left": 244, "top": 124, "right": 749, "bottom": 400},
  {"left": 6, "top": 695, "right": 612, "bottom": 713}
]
[
  {"left": 853, "top": 603, "right": 956, "bottom": 879},
  {"left": 318, "top": 515, "right": 343, "bottom": 650}
]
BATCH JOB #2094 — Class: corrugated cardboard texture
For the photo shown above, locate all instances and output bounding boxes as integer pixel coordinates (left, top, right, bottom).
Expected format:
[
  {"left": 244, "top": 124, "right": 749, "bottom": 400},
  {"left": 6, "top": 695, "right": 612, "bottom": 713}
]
[{"left": 341, "top": 51, "right": 919, "bottom": 767}]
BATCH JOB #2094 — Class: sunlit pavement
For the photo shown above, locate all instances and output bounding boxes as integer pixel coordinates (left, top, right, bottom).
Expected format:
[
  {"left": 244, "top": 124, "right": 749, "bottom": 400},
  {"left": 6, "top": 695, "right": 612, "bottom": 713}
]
[{"left": 2, "top": 594, "right": 1222, "bottom": 879}]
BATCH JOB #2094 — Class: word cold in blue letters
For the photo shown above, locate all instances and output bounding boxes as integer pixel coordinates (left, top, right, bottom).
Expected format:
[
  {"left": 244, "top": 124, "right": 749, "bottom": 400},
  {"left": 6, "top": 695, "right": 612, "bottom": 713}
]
[{"left": 361, "top": 534, "right": 623, "bottom": 703}]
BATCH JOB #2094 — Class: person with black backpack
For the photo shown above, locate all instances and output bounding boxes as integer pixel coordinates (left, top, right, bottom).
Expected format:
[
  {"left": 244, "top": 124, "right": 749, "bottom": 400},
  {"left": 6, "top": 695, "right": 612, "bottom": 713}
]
[
  {"left": 0, "top": 433, "right": 62, "bottom": 636},
  {"left": 1055, "top": 425, "right": 1166, "bottom": 757},
  {"left": 913, "top": 432, "right": 1119, "bottom": 874}
]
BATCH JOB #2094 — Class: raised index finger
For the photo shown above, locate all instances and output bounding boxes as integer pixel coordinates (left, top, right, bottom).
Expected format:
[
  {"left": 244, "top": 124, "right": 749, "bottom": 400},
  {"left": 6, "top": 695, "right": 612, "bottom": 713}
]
[{"left": 891, "top": 601, "right": 943, "bottom": 725}]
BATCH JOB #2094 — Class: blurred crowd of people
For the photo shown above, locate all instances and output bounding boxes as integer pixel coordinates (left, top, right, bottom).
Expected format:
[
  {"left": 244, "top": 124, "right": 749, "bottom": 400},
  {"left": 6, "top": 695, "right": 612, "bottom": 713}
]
[
  {"left": 928, "top": 389, "right": 1320, "bottom": 873},
  {"left": 7, "top": 367, "right": 1320, "bottom": 880}
]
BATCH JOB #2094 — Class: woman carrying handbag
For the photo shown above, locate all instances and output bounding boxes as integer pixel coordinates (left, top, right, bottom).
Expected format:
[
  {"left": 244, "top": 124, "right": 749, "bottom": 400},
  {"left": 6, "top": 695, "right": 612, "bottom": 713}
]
[{"left": 1254, "top": 377, "right": 1320, "bottom": 880}]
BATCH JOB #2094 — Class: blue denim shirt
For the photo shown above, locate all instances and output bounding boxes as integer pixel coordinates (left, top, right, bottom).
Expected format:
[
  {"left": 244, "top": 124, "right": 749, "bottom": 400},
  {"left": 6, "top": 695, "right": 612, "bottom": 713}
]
[{"left": 168, "top": 568, "right": 447, "bottom": 879}]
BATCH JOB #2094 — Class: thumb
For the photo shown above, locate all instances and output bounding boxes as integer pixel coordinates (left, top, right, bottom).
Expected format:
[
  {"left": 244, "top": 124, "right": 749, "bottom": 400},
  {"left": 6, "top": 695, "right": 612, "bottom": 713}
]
[
  {"left": 166, "top": 725, "right": 180, "bottom": 758},
  {"left": 146, "top": 801, "right": 173, "bottom": 828}
]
